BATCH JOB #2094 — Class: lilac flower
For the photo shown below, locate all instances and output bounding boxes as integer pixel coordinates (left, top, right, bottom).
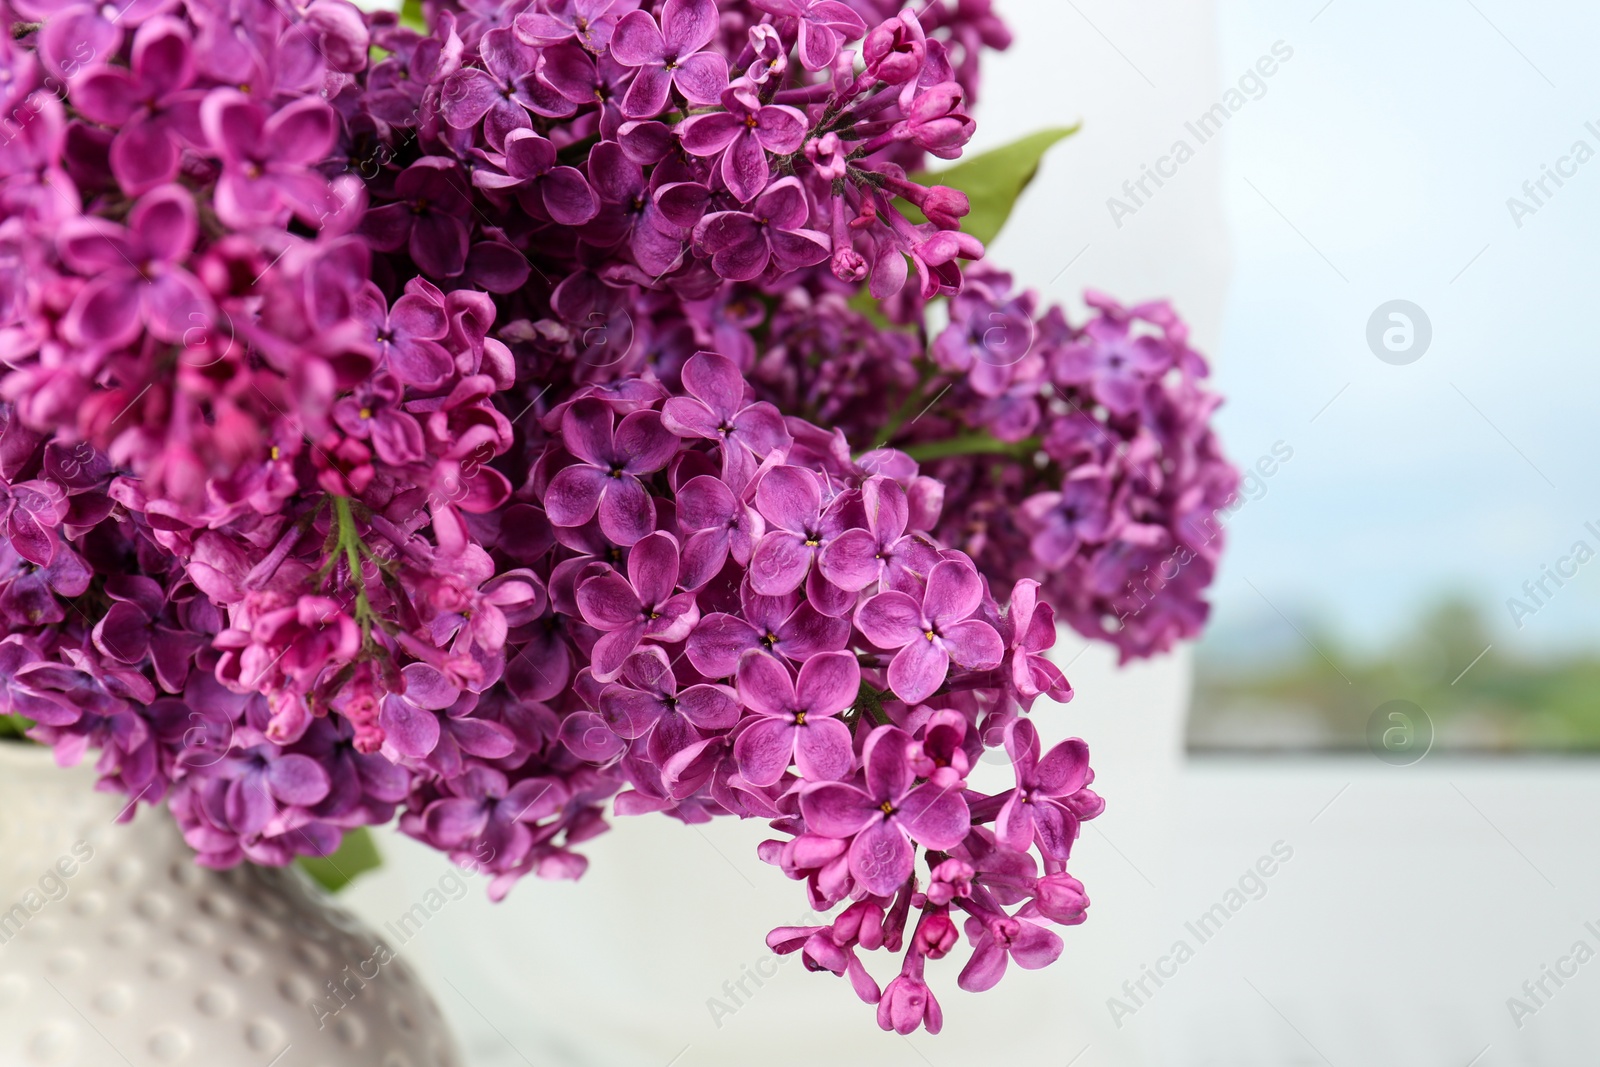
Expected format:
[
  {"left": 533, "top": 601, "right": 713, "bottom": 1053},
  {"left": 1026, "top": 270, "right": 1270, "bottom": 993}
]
[
  {"left": 906, "top": 229, "right": 983, "bottom": 300},
  {"left": 537, "top": 41, "right": 633, "bottom": 111},
  {"left": 908, "top": 708, "right": 971, "bottom": 789},
  {"left": 800, "top": 724, "right": 971, "bottom": 896},
  {"left": 69, "top": 16, "right": 203, "bottom": 195},
  {"left": 364, "top": 23, "right": 460, "bottom": 124},
  {"left": 8, "top": 655, "right": 125, "bottom": 746},
  {"left": 677, "top": 83, "right": 807, "bottom": 203},
  {"left": 747, "top": 464, "right": 841, "bottom": 597},
  {"left": 956, "top": 907, "right": 1063, "bottom": 992},
  {"left": 854, "top": 558, "right": 1003, "bottom": 703},
  {"left": 693, "top": 178, "right": 831, "bottom": 282},
  {"left": 862, "top": 10, "right": 926, "bottom": 84},
  {"left": 291, "top": 715, "right": 412, "bottom": 823},
  {"left": 215, "top": 597, "right": 361, "bottom": 722},
  {"left": 545, "top": 397, "right": 679, "bottom": 545},
  {"left": 443, "top": 0, "right": 530, "bottom": 48},
  {"left": 994, "top": 718, "right": 1098, "bottom": 859},
  {"left": 200, "top": 92, "right": 340, "bottom": 228},
  {"left": 1054, "top": 314, "right": 1171, "bottom": 416},
  {"left": 354, "top": 282, "right": 455, "bottom": 389},
  {"left": 1033, "top": 872, "right": 1090, "bottom": 926},
  {"left": 0, "top": 535, "right": 89, "bottom": 626},
  {"left": 56, "top": 184, "right": 212, "bottom": 350},
  {"left": 607, "top": 0, "right": 728, "bottom": 118},
  {"left": 513, "top": 0, "right": 638, "bottom": 53},
  {"left": 575, "top": 531, "right": 699, "bottom": 679},
  {"left": 732, "top": 649, "right": 856, "bottom": 786},
  {"left": 379, "top": 664, "right": 518, "bottom": 776},
  {"left": 818, "top": 475, "right": 936, "bottom": 592},
  {"left": 748, "top": 0, "right": 866, "bottom": 71},
  {"left": 674, "top": 473, "right": 765, "bottom": 590},
  {"left": 1017, "top": 474, "right": 1113, "bottom": 569},
  {"left": 22, "top": 2, "right": 115, "bottom": 80},
  {"left": 214, "top": 727, "right": 331, "bottom": 838},
  {"left": 0, "top": 478, "right": 66, "bottom": 566},
  {"left": 425, "top": 703, "right": 518, "bottom": 780},
  {"left": 662, "top": 351, "right": 790, "bottom": 485},
  {"left": 421, "top": 764, "right": 566, "bottom": 867},
  {"left": 418, "top": 546, "right": 545, "bottom": 655},
  {"left": 599, "top": 645, "right": 738, "bottom": 764},
  {"left": 686, "top": 580, "right": 849, "bottom": 677},
  {"left": 0, "top": 0, "right": 1200, "bottom": 1032},
  {"left": 439, "top": 28, "right": 544, "bottom": 149},
  {"left": 0, "top": 93, "right": 79, "bottom": 225},
  {"left": 92, "top": 596, "right": 156, "bottom": 665},
  {"left": 931, "top": 270, "right": 1037, "bottom": 397},
  {"left": 360, "top": 157, "right": 474, "bottom": 278},
  {"left": 558, "top": 709, "right": 627, "bottom": 764},
  {"left": 583, "top": 140, "right": 688, "bottom": 276},
  {"left": 744, "top": 23, "right": 788, "bottom": 85},
  {"left": 473, "top": 128, "right": 599, "bottom": 225},
  {"left": 897, "top": 82, "right": 974, "bottom": 158},
  {"left": 1004, "top": 579, "right": 1071, "bottom": 704}
]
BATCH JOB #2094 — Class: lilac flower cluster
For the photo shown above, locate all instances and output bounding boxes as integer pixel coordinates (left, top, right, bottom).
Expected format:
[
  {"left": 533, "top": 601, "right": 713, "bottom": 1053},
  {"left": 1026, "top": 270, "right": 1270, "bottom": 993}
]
[
  {"left": 918, "top": 278, "right": 1240, "bottom": 659},
  {"left": 748, "top": 272, "right": 1241, "bottom": 659},
  {"left": 0, "top": 0, "right": 1229, "bottom": 1033}
]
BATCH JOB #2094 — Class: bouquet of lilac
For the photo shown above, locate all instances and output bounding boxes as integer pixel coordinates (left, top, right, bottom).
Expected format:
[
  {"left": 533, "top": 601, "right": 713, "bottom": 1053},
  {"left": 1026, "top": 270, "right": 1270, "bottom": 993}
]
[{"left": 0, "top": 0, "right": 1236, "bottom": 1034}]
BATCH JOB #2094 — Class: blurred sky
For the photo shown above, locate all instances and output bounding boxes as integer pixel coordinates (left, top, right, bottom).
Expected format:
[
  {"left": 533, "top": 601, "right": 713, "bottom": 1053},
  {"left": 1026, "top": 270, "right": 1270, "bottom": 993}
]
[{"left": 1199, "top": 0, "right": 1600, "bottom": 660}]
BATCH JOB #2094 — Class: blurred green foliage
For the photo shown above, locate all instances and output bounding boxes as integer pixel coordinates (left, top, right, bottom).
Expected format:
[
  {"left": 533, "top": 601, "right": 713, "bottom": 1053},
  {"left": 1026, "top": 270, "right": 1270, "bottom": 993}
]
[{"left": 1191, "top": 596, "right": 1600, "bottom": 751}]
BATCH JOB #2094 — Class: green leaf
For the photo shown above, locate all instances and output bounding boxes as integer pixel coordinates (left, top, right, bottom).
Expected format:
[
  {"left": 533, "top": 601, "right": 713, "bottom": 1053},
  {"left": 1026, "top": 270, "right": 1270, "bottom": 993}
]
[
  {"left": 0, "top": 715, "right": 33, "bottom": 740},
  {"left": 297, "top": 827, "right": 382, "bottom": 894},
  {"left": 901, "top": 430, "right": 1042, "bottom": 464},
  {"left": 399, "top": 0, "right": 426, "bottom": 32},
  {"left": 906, "top": 125, "right": 1081, "bottom": 246}
]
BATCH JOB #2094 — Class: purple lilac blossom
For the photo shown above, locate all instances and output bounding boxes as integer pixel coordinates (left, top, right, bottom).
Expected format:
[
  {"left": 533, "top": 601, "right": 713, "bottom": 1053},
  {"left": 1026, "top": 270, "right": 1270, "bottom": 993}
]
[{"left": 0, "top": 0, "right": 1233, "bottom": 1037}]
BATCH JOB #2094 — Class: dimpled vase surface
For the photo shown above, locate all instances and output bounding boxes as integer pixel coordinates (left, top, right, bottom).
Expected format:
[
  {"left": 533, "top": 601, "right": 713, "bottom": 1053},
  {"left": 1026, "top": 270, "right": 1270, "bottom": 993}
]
[{"left": 0, "top": 742, "right": 461, "bottom": 1067}]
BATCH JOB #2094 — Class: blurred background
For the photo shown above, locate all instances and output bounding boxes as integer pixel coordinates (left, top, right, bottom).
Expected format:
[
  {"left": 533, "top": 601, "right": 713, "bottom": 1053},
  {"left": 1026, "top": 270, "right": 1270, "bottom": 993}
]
[{"left": 343, "top": 0, "right": 1600, "bottom": 1063}]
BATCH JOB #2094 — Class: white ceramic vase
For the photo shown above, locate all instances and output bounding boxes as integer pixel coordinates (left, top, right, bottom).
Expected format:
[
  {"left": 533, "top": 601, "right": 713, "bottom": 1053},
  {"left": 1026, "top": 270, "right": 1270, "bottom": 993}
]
[{"left": 0, "top": 742, "right": 461, "bottom": 1067}]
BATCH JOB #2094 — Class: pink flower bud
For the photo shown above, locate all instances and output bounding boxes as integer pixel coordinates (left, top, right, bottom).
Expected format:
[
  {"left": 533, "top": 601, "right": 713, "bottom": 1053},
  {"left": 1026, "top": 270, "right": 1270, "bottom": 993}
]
[
  {"left": 877, "top": 975, "right": 942, "bottom": 1034},
  {"left": 804, "top": 132, "right": 847, "bottom": 181},
  {"left": 1035, "top": 872, "right": 1090, "bottom": 925},
  {"left": 863, "top": 12, "right": 926, "bottom": 84},
  {"left": 832, "top": 245, "right": 868, "bottom": 283},
  {"left": 921, "top": 185, "right": 970, "bottom": 230},
  {"left": 914, "top": 911, "right": 959, "bottom": 958}
]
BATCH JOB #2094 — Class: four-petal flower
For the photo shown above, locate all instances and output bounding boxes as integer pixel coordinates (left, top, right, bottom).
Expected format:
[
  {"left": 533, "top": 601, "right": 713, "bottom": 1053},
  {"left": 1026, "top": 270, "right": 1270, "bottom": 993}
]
[
  {"left": 854, "top": 558, "right": 1004, "bottom": 703},
  {"left": 800, "top": 724, "right": 971, "bottom": 896}
]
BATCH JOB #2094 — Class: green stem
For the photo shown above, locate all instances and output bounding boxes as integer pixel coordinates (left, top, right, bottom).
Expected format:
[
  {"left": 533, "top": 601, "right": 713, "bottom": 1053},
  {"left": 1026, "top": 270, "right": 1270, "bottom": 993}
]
[
  {"left": 853, "top": 681, "right": 894, "bottom": 729},
  {"left": 901, "top": 432, "right": 1042, "bottom": 464},
  {"left": 332, "top": 496, "right": 379, "bottom": 634},
  {"left": 871, "top": 364, "right": 940, "bottom": 448}
]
